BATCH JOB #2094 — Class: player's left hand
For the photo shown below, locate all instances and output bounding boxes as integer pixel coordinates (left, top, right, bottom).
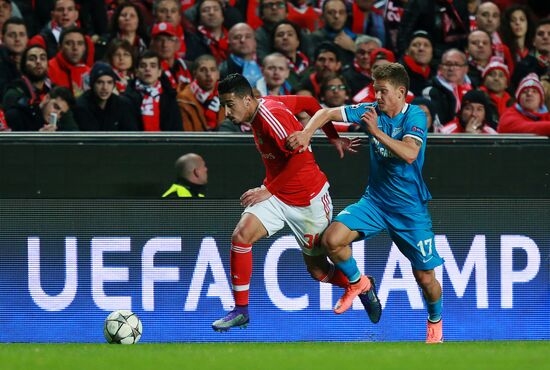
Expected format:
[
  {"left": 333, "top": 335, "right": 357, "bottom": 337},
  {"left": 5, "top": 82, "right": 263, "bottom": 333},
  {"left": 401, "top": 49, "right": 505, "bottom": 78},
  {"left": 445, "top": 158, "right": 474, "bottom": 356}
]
[
  {"left": 361, "top": 106, "right": 379, "bottom": 135},
  {"left": 240, "top": 187, "right": 272, "bottom": 207},
  {"left": 330, "top": 137, "right": 361, "bottom": 158}
]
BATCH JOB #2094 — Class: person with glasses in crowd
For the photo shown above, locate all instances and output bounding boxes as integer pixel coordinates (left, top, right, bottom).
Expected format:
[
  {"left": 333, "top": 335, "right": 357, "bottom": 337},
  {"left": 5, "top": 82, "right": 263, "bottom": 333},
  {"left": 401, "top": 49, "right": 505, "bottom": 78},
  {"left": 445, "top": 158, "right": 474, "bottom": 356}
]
[
  {"left": 319, "top": 73, "right": 361, "bottom": 132},
  {"left": 423, "top": 48, "right": 472, "bottom": 126}
]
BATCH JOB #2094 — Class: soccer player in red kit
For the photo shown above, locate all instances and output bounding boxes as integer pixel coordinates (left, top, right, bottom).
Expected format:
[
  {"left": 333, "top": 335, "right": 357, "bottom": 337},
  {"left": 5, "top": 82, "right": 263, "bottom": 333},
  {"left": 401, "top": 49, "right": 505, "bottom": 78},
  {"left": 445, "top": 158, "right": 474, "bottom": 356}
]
[{"left": 212, "top": 74, "right": 382, "bottom": 332}]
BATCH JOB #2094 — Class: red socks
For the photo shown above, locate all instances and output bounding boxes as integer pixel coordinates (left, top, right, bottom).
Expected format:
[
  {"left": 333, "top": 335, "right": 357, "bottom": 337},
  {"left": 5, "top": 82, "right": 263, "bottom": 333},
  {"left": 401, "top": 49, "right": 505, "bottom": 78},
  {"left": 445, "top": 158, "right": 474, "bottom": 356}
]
[
  {"left": 230, "top": 242, "right": 253, "bottom": 306},
  {"left": 320, "top": 263, "right": 349, "bottom": 288}
]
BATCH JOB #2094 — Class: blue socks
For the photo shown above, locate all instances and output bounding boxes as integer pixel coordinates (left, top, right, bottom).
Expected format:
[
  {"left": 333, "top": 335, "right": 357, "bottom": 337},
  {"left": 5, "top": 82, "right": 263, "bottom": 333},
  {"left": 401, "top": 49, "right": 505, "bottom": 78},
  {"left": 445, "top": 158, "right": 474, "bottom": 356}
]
[
  {"left": 335, "top": 256, "right": 361, "bottom": 284},
  {"left": 426, "top": 297, "right": 442, "bottom": 323}
]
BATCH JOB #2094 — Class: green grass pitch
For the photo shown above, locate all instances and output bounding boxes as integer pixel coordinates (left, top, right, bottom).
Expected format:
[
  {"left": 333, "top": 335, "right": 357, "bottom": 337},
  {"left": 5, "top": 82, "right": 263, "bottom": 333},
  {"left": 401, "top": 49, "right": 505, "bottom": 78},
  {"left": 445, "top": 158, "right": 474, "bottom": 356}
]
[{"left": 0, "top": 341, "right": 548, "bottom": 370}]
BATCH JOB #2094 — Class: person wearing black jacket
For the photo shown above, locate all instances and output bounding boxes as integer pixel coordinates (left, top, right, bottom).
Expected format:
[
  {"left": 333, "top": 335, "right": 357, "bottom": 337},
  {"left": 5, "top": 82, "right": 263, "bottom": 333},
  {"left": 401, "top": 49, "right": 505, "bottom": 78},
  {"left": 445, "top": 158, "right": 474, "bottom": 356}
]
[
  {"left": 397, "top": 0, "right": 469, "bottom": 62},
  {"left": 74, "top": 62, "right": 138, "bottom": 131},
  {"left": 0, "top": 17, "right": 27, "bottom": 99},
  {"left": 4, "top": 86, "right": 79, "bottom": 131},
  {"left": 124, "top": 50, "right": 183, "bottom": 131}
]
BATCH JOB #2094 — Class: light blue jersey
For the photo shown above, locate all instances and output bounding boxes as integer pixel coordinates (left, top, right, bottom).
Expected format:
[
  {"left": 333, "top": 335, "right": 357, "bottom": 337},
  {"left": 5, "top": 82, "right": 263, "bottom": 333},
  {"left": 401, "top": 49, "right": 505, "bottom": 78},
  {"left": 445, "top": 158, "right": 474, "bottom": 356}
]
[{"left": 341, "top": 102, "right": 431, "bottom": 213}]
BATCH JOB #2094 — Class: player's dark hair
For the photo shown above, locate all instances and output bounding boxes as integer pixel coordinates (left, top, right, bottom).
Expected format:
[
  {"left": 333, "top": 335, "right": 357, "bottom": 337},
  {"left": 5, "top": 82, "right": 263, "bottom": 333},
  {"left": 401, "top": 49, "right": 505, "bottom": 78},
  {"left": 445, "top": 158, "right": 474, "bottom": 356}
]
[
  {"left": 372, "top": 62, "right": 410, "bottom": 93},
  {"left": 218, "top": 73, "right": 254, "bottom": 97}
]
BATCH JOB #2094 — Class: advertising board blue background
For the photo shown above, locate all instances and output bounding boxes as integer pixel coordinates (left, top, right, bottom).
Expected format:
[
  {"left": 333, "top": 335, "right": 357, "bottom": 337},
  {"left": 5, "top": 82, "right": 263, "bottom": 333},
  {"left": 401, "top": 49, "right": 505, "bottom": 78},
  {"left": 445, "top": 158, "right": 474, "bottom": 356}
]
[{"left": 0, "top": 199, "right": 548, "bottom": 342}]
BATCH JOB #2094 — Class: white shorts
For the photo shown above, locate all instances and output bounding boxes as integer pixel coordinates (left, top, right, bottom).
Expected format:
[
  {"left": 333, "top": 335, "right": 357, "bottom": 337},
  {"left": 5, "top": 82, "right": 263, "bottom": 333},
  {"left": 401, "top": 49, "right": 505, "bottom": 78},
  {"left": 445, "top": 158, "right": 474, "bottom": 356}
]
[{"left": 244, "top": 182, "right": 333, "bottom": 256}]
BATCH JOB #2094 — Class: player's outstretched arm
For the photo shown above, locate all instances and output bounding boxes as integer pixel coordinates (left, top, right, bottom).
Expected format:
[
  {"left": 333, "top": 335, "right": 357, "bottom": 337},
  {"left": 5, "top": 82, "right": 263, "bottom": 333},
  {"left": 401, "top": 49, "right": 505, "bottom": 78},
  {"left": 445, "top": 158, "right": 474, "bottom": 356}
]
[{"left": 287, "top": 107, "right": 344, "bottom": 153}]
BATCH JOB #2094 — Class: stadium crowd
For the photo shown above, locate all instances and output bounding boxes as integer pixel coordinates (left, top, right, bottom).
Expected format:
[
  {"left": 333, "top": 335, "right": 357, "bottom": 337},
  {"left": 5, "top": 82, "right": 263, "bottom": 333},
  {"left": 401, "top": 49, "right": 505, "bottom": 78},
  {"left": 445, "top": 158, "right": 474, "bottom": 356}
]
[{"left": 0, "top": 0, "right": 549, "bottom": 135}]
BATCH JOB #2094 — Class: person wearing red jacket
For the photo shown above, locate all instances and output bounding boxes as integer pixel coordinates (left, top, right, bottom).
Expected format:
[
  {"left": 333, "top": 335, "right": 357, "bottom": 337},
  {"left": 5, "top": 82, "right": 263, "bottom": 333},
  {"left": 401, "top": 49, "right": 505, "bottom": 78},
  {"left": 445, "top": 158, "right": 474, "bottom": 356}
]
[
  {"left": 498, "top": 73, "right": 550, "bottom": 135},
  {"left": 48, "top": 27, "right": 91, "bottom": 98}
]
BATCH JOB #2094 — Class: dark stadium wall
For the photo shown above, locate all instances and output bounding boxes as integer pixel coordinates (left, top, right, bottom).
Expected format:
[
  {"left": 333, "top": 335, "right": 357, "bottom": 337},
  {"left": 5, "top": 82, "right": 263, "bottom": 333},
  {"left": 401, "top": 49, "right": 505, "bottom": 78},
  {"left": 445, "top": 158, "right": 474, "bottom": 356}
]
[{"left": 0, "top": 134, "right": 549, "bottom": 199}]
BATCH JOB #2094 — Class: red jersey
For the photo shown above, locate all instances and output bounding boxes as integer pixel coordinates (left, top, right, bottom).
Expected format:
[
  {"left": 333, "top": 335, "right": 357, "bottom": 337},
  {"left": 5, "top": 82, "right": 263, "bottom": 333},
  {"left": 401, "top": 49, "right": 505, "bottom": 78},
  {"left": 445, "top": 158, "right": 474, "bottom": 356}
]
[{"left": 252, "top": 97, "right": 328, "bottom": 206}]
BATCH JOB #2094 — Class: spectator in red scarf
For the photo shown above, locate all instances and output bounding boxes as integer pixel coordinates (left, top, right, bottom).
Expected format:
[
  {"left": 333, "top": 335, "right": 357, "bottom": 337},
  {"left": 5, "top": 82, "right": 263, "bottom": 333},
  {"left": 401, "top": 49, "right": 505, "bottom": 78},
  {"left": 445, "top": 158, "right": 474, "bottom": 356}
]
[
  {"left": 194, "top": 0, "right": 228, "bottom": 64},
  {"left": 441, "top": 89, "right": 497, "bottom": 134},
  {"left": 424, "top": 48, "right": 473, "bottom": 125},
  {"left": 498, "top": 73, "right": 550, "bottom": 135},
  {"left": 152, "top": 0, "right": 202, "bottom": 61},
  {"left": 500, "top": 4, "right": 535, "bottom": 63},
  {"left": 466, "top": 29, "right": 493, "bottom": 87},
  {"left": 342, "top": 35, "right": 380, "bottom": 101},
  {"left": 475, "top": 1, "right": 514, "bottom": 74},
  {"left": 271, "top": 20, "right": 311, "bottom": 90},
  {"left": 177, "top": 54, "right": 224, "bottom": 131},
  {"left": 124, "top": 50, "right": 183, "bottom": 131},
  {"left": 512, "top": 18, "right": 550, "bottom": 90},
  {"left": 107, "top": 2, "right": 149, "bottom": 55},
  {"left": 3, "top": 45, "right": 51, "bottom": 110},
  {"left": 29, "top": 0, "right": 95, "bottom": 66},
  {"left": 48, "top": 27, "right": 91, "bottom": 98},
  {"left": 480, "top": 56, "right": 514, "bottom": 117},
  {"left": 150, "top": 22, "right": 192, "bottom": 91},
  {"left": 401, "top": 30, "right": 434, "bottom": 96},
  {"left": 104, "top": 38, "right": 135, "bottom": 93}
]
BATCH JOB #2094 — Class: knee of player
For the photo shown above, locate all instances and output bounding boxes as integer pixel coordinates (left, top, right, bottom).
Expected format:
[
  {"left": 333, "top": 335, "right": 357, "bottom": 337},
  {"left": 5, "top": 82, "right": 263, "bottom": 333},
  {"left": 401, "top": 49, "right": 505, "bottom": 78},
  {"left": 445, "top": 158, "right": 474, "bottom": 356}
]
[
  {"left": 321, "top": 233, "right": 344, "bottom": 254},
  {"left": 231, "top": 228, "right": 252, "bottom": 245}
]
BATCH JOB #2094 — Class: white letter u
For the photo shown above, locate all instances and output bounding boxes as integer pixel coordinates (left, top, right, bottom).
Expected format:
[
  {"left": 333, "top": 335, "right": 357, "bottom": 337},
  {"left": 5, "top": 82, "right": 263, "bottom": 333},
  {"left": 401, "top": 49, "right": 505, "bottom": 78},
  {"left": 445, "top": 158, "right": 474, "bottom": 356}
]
[{"left": 28, "top": 237, "right": 78, "bottom": 311}]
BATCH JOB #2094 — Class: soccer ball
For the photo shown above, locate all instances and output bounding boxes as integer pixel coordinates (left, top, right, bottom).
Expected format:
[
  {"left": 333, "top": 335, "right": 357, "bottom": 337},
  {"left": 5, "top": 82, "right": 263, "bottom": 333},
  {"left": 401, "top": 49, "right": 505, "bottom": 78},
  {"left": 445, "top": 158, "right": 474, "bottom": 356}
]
[{"left": 104, "top": 310, "right": 142, "bottom": 344}]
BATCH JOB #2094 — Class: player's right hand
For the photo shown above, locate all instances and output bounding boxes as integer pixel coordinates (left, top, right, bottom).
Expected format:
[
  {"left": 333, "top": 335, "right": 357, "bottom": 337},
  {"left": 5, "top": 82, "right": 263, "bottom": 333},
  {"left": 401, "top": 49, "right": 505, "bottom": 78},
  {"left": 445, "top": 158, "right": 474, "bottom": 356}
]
[
  {"left": 286, "top": 130, "right": 311, "bottom": 153},
  {"left": 240, "top": 187, "right": 272, "bottom": 207}
]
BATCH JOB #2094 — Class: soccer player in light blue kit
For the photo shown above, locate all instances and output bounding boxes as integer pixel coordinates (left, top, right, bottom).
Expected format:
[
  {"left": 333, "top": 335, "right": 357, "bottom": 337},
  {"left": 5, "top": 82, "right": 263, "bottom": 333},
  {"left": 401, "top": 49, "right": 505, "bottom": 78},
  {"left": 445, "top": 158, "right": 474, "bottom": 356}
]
[{"left": 287, "top": 63, "right": 444, "bottom": 343}]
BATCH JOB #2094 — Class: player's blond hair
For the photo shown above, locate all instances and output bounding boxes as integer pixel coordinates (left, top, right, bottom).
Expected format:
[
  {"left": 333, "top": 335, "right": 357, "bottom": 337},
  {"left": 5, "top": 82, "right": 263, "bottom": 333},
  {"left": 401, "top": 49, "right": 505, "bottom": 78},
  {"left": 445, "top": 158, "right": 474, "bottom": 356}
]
[{"left": 372, "top": 63, "right": 410, "bottom": 93}]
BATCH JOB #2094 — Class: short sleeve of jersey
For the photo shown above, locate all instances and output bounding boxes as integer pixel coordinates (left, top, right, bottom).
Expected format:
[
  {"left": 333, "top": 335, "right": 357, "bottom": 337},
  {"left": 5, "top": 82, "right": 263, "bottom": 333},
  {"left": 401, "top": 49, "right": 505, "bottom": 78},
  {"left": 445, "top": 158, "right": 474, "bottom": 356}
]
[
  {"left": 403, "top": 105, "right": 428, "bottom": 144},
  {"left": 341, "top": 102, "right": 378, "bottom": 126},
  {"left": 258, "top": 104, "right": 296, "bottom": 154}
]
